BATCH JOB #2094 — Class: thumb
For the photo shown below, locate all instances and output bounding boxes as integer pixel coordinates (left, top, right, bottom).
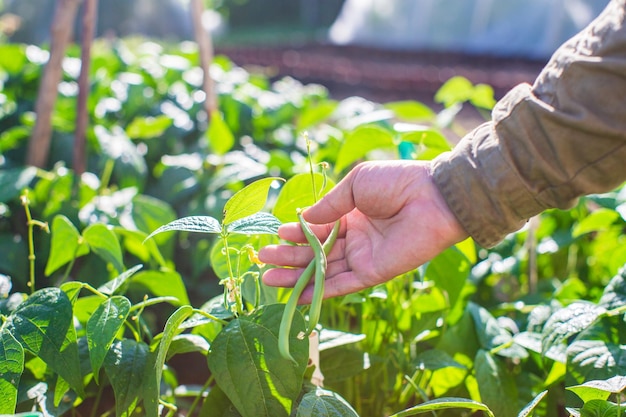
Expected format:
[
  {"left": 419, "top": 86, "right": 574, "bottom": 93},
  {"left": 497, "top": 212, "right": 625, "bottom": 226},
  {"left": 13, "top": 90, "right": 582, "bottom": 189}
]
[{"left": 304, "top": 168, "right": 357, "bottom": 224}]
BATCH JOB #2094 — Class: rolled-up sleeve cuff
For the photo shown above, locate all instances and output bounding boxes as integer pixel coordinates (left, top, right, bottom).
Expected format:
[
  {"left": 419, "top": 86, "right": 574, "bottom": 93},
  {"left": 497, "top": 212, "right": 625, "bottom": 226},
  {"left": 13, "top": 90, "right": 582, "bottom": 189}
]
[{"left": 431, "top": 122, "right": 546, "bottom": 248}]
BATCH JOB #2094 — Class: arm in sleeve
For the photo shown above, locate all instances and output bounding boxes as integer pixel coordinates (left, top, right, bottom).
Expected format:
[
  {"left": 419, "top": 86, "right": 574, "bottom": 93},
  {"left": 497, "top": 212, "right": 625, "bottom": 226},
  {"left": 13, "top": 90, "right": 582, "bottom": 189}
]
[{"left": 431, "top": 0, "right": 626, "bottom": 248}]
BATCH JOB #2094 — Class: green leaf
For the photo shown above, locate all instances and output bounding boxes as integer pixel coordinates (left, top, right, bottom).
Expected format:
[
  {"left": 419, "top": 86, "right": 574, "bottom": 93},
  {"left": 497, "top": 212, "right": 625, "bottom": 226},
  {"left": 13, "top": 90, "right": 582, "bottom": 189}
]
[
  {"left": 296, "top": 387, "right": 359, "bottom": 417},
  {"left": 208, "top": 110, "right": 236, "bottom": 155},
  {"left": 207, "top": 304, "right": 309, "bottom": 417},
  {"left": 542, "top": 302, "right": 606, "bottom": 356},
  {"left": 45, "top": 215, "right": 89, "bottom": 276},
  {"left": 384, "top": 101, "right": 436, "bottom": 122},
  {"left": 0, "top": 329, "right": 24, "bottom": 414},
  {"left": 200, "top": 384, "right": 243, "bottom": 417},
  {"left": 434, "top": 76, "right": 475, "bottom": 108},
  {"left": 0, "top": 167, "right": 37, "bottom": 204},
  {"left": 580, "top": 400, "right": 626, "bottom": 417},
  {"left": 599, "top": 270, "right": 626, "bottom": 310},
  {"left": 468, "top": 303, "right": 527, "bottom": 359},
  {"left": 425, "top": 247, "right": 471, "bottom": 322},
  {"left": 226, "top": 212, "right": 281, "bottom": 235},
  {"left": 166, "top": 334, "right": 210, "bottom": 360},
  {"left": 413, "top": 349, "right": 465, "bottom": 371},
  {"left": 129, "top": 270, "right": 190, "bottom": 306},
  {"left": 125, "top": 115, "right": 172, "bottom": 139},
  {"left": 0, "top": 44, "right": 27, "bottom": 75},
  {"left": 517, "top": 390, "right": 548, "bottom": 417},
  {"left": 334, "top": 125, "right": 395, "bottom": 173},
  {"left": 223, "top": 177, "right": 283, "bottom": 225},
  {"left": 103, "top": 339, "right": 149, "bottom": 417},
  {"left": 297, "top": 100, "right": 338, "bottom": 130},
  {"left": 474, "top": 349, "right": 518, "bottom": 417},
  {"left": 98, "top": 264, "right": 144, "bottom": 296},
  {"left": 572, "top": 208, "right": 621, "bottom": 238},
  {"left": 470, "top": 84, "right": 497, "bottom": 109},
  {"left": 155, "top": 306, "right": 194, "bottom": 388},
  {"left": 273, "top": 173, "right": 336, "bottom": 223},
  {"left": 87, "top": 296, "right": 131, "bottom": 383},
  {"left": 567, "top": 315, "right": 626, "bottom": 384},
  {"left": 144, "top": 216, "right": 221, "bottom": 241},
  {"left": 7, "top": 288, "right": 83, "bottom": 395},
  {"left": 567, "top": 376, "right": 626, "bottom": 403},
  {"left": 390, "top": 397, "right": 495, "bottom": 417},
  {"left": 83, "top": 223, "right": 125, "bottom": 274}
]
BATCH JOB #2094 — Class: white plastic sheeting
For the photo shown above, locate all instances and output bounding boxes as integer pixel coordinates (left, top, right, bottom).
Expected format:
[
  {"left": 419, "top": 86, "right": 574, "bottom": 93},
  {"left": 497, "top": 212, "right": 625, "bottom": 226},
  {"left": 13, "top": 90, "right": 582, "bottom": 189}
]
[{"left": 329, "top": 0, "right": 610, "bottom": 58}]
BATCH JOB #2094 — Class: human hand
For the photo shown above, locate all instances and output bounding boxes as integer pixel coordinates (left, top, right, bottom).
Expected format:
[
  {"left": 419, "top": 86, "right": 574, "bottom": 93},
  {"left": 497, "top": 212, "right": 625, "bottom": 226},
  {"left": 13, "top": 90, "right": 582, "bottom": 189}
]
[{"left": 259, "top": 160, "right": 468, "bottom": 303}]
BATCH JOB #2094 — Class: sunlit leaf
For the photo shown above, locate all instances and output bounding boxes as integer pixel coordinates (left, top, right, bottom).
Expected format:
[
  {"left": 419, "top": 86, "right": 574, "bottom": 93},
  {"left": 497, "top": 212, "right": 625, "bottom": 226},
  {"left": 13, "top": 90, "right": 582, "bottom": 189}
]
[
  {"left": 226, "top": 212, "right": 281, "bottom": 235},
  {"left": 542, "top": 302, "right": 606, "bottom": 355},
  {"left": 223, "top": 177, "right": 283, "bottom": 225},
  {"left": 144, "top": 216, "right": 221, "bottom": 241},
  {"left": 87, "top": 296, "right": 131, "bottom": 383},
  {"left": 474, "top": 350, "right": 517, "bottom": 417},
  {"left": 390, "top": 397, "right": 495, "bottom": 417},
  {"left": 98, "top": 264, "right": 143, "bottom": 296},
  {"left": 334, "top": 125, "right": 395, "bottom": 174},
  {"left": 384, "top": 101, "right": 435, "bottom": 122},
  {"left": 129, "top": 270, "right": 190, "bottom": 306},
  {"left": 517, "top": 390, "right": 548, "bottom": 417},
  {"left": 0, "top": 329, "right": 24, "bottom": 414},
  {"left": 296, "top": 387, "right": 359, "bottom": 417},
  {"left": 83, "top": 223, "right": 125, "bottom": 274},
  {"left": 104, "top": 339, "right": 149, "bottom": 417},
  {"left": 45, "top": 215, "right": 89, "bottom": 276},
  {"left": 207, "top": 304, "right": 309, "bottom": 417},
  {"left": 273, "top": 173, "right": 336, "bottom": 223},
  {"left": 7, "top": 288, "right": 83, "bottom": 395},
  {"left": 572, "top": 208, "right": 620, "bottom": 238}
]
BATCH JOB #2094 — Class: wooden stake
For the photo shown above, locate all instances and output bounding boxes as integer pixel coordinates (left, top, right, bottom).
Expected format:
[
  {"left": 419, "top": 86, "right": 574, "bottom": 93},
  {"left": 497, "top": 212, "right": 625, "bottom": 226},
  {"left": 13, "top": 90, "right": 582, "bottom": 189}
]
[
  {"left": 26, "top": 0, "right": 82, "bottom": 168},
  {"left": 190, "top": 0, "right": 218, "bottom": 121}
]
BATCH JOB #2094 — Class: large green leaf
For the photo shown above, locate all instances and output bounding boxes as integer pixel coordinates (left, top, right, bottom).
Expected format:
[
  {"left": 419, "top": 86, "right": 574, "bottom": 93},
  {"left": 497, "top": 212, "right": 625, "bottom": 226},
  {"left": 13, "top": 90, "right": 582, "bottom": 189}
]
[
  {"left": 541, "top": 302, "right": 606, "bottom": 356},
  {"left": 334, "top": 125, "right": 395, "bottom": 174},
  {"left": 567, "top": 376, "right": 626, "bottom": 403},
  {"left": 103, "top": 339, "right": 149, "bottom": 417},
  {"left": 7, "top": 288, "right": 83, "bottom": 395},
  {"left": 83, "top": 223, "right": 125, "bottom": 274},
  {"left": 0, "top": 329, "right": 24, "bottom": 414},
  {"left": 223, "top": 177, "right": 283, "bottom": 225},
  {"left": 45, "top": 215, "right": 89, "bottom": 277},
  {"left": 384, "top": 100, "right": 436, "bottom": 122},
  {"left": 580, "top": 400, "right": 626, "bottom": 417},
  {"left": 145, "top": 216, "right": 222, "bottom": 241},
  {"left": 296, "top": 387, "right": 359, "bottom": 417},
  {"left": 272, "top": 173, "right": 336, "bottom": 223},
  {"left": 474, "top": 349, "right": 518, "bottom": 417},
  {"left": 567, "top": 315, "right": 626, "bottom": 383},
  {"left": 87, "top": 296, "right": 131, "bottom": 383},
  {"left": 226, "top": 212, "right": 281, "bottom": 235},
  {"left": 207, "top": 304, "right": 309, "bottom": 417}
]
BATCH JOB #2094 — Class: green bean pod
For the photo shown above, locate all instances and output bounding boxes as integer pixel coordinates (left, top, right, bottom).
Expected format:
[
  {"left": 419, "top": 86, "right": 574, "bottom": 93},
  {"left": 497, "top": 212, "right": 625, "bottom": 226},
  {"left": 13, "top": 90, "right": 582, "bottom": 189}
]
[{"left": 278, "top": 215, "right": 341, "bottom": 363}]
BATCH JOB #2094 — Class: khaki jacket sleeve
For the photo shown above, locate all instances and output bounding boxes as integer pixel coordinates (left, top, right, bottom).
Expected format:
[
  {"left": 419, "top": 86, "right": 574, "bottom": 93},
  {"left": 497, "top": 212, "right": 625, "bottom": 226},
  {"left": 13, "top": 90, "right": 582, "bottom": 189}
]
[{"left": 431, "top": 0, "right": 626, "bottom": 248}]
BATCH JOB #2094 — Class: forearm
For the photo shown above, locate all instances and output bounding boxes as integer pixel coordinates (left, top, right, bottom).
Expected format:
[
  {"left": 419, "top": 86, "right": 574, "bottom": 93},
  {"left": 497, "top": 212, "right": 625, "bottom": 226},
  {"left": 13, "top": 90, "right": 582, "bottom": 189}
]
[{"left": 432, "top": 0, "right": 626, "bottom": 247}]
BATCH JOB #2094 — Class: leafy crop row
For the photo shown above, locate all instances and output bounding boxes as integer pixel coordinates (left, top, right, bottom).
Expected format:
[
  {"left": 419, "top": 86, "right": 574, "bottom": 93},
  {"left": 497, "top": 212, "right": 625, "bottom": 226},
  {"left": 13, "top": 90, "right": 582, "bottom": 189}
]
[{"left": 1, "top": 38, "right": 625, "bottom": 417}]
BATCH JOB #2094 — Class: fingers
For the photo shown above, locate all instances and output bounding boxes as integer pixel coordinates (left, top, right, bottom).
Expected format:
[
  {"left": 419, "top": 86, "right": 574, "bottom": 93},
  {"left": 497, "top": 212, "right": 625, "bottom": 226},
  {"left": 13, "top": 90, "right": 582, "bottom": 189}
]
[{"left": 303, "top": 167, "right": 358, "bottom": 225}]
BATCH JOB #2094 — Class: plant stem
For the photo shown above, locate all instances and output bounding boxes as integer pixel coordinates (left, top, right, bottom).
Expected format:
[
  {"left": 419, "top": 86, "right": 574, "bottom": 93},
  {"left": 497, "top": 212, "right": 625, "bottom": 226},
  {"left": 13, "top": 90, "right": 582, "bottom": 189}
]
[
  {"left": 186, "top": 376, "right": 213, "bottom": 416},
  {"left": 21, "top": 192, "right": 49, "bottom": 294}
]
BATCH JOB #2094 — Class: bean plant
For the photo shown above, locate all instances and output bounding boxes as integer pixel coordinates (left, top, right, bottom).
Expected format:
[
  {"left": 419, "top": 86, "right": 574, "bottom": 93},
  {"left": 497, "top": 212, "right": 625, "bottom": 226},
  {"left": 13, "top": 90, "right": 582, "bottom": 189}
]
[{"left": 0, "top": 38, "right": 625, "bottom": 417}]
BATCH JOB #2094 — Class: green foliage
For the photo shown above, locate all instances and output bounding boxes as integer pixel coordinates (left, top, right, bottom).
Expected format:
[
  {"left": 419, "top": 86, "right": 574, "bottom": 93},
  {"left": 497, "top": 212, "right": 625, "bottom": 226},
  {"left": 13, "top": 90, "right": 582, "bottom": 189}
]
[{"left": 1, "top": 36, "right": 625, "bottom": 417}]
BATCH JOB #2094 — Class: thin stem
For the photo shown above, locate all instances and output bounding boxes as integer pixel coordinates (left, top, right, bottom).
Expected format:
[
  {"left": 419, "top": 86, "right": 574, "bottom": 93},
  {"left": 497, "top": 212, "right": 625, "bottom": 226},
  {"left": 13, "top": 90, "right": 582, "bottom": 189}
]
[
  {"left": 305, "top": 133, "right": 318, "bottom": 202},
  {"left": 21, "top": 192, "right": 49, "bottom": 294},
  {"left": 192, "top": 308, "right": 229, "bottom": 326},
  {"left": 186, "top": 376, "right": 213, "bottom": 417},
  {"left": 89, "top": 381, "right": 105, "bottom": 417}
]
